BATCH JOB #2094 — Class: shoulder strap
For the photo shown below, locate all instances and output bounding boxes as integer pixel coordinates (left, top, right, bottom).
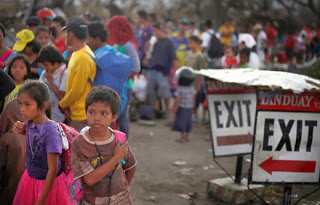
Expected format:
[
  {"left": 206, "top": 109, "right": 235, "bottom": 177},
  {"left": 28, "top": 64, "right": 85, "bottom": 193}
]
[
  {"left": 59, "top": 66, "right": 67, "bottom": 83},
  {"left": 85, "top": 51, "right": 96, "bottom": 85},
  {"left": 56, "top": 122, "right": 69, "bottom": 150}
]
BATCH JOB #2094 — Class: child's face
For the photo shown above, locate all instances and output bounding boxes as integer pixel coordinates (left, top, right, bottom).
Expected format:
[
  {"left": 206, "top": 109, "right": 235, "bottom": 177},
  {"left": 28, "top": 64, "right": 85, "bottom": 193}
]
[
  {"left": 188, "top": 39, "right": 197, "bottom": 50},
  {"left": 42, "top": 60, "right": 58, "bottom": 73},
  {"left": 86, "top": 101, "right": 118, "bottom": 131},
  {"left": 239, "top": 53, "right": 248, "bottom": 65},
  {"left": 224, "top": 48, "right": 235, "bottom": 58},
  {"left": 18, "top": 92, "right": 43, "bottom": 121},
  {"left": 36, "top": 31, "right": 50, "bottom": 47},
  {"left": 11, "top": 59, "right": 27, "bottom": 84}
]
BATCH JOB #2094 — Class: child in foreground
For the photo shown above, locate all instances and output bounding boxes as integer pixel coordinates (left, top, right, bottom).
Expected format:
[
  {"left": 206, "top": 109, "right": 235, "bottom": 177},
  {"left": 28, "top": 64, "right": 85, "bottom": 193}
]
[
  {"left": 12, "top": 80, "right": 72, "bottom": 205},
  {"left": 71, "top": 86, "right": 137, "bottom": 205}
]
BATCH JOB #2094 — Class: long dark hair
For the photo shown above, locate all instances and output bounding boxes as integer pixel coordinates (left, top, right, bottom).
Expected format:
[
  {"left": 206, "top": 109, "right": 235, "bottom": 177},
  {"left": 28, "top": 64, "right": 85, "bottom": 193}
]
[
  {"left": 18, "top": 80, "right": 52, "bottom": 118},
  {"left": 7, "top": 54, "right": 32, "bottom": 81}
]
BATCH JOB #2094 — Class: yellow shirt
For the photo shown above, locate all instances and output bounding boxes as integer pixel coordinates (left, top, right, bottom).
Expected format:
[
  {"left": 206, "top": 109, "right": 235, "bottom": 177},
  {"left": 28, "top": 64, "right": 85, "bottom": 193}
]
[
  {"left": 4, "top": 84, "right": 22, "bottom": 108},
  {"left": 59, "top": 45, "right": 96, "bottom": 121},
  {"left": 219, "top": 25, "right": 235, "bottom": 45}
]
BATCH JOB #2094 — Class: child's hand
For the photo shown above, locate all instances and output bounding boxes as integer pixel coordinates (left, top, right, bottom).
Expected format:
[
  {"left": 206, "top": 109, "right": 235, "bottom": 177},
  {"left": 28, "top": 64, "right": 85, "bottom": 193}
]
[
  {"left": 114, "top": 141, "right": 129, "bottom": 161},
  {"left": 45, "top": 71, "right": 53, "bottom": 84},
  {"left": 12, "top": 121, "right": 25, "bottom": 134}
]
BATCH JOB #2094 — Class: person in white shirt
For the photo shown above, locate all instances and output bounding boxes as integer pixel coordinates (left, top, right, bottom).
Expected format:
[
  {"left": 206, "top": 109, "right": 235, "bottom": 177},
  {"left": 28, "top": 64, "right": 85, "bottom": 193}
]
[
  {"left": 253, "top": 24, "right": 267, "bottom": 63},
  {"left": 201, "top": 19, "right": 221, "bottom": 68}
]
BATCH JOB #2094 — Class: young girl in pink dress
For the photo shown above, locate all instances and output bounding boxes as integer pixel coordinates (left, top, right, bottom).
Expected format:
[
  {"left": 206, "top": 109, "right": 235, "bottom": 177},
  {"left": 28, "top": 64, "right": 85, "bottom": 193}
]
[{"left": 12, "top": 80, "right": 74, "bottom": 205}]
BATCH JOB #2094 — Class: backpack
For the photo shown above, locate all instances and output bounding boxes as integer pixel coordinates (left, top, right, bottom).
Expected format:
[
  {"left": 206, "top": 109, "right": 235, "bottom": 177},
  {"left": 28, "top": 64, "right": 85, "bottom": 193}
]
[
  {"left": 57, "top": 123, "right": 79, "bottom": 175},
  {"left": 207, "top": 33, "right": 224, "bottom": 58},
  {"left": 56, "top": 123, "right": 82, "bottom": 201},
  {"left": 87, "top": 48, "right": 133, "bottom": 95}
]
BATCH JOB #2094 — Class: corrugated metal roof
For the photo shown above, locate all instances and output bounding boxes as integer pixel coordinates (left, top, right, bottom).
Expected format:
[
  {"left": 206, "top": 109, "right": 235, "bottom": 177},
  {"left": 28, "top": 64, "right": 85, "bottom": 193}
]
[{"left": 195, "top": 68, "right": 320, "bottom": 94}]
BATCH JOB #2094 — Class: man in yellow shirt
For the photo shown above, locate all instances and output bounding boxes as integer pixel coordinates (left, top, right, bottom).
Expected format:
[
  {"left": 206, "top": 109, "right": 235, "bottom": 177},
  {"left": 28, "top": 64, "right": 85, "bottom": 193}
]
[
  {"left": 59, "top": 16, "right": 96, "bottom": 131},
  {"left": 219, "top": 18, "right": 235, "bottom": 46}
]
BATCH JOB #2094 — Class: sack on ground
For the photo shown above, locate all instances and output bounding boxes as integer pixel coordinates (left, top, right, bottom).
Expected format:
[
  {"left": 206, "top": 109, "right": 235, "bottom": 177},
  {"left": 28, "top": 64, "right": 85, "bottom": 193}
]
[{"left": 133, "top": 74, "right": 147, "bottom": 102}]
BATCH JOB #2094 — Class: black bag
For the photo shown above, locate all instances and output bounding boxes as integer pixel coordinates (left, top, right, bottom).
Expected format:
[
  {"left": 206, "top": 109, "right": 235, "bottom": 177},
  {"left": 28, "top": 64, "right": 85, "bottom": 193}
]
[
  {"left": 138, "top": 104, "right": 155, "bottom": 120},
  {"left": 207, "top": 34, "right": 224, "bottom": 58}
]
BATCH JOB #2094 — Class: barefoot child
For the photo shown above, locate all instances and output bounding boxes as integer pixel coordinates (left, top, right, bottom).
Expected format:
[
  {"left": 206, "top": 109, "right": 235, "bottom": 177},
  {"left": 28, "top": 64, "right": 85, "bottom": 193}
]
[
  {"left": 12, "top": 80, "right": 72, "bottom": 205},
  {"left": 71, "top": 86, "right": 137, "bottom": 204},
  {"left": 172, "top": 67, "right": 196, "bottom": 142}
]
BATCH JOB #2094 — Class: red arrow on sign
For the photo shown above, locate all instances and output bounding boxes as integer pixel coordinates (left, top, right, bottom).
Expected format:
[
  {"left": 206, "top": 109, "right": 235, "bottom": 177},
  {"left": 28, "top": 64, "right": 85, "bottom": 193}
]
[
  {"left": 217, "top": 133, "right": 253, "bottom": 146},
  {"left": 259, "top": 157, "right": 316, "bottom": 175}
]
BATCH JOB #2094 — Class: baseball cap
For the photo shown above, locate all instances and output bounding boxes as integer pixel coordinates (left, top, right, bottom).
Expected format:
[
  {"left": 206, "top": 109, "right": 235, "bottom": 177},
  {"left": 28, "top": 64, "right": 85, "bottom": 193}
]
[
  {"left": 12, "top": 29, "right": 35, "bottom": 52},
  {"left": 26, "top": 16, "right": 42, "bottom": 26},
  {"left": 152, "top": 22, "right": 164, "bottom": 31},
  {"left": 62, "top": 16, "right": 88, "bottom": 31}
]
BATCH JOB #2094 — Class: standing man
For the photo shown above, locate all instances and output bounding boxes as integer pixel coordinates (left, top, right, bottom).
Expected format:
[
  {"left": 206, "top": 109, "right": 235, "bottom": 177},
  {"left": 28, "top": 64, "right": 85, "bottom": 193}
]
[
  {"left": 135, "top": 10, "right": 153, "bottom": 68},
  {"left": 145, "top": 22, "right": 178, "bottom": 114},
  {"left": 219, "top": 18, "right": 235, "bottom": 46},
  {"left": 266, "top": 22, "right": 276, "bottom": 62},
  {"left": 254, "top": 24, "right": 267, "bottom": 63},
  {"left": 201, "top": 19, "right": 221, "bottom": 68},
  {"left": 59, "top": 16, "right": 96, "bottom": 131},
  {"left": 172, "top": 18, "right": 190, "bottom": 67}
]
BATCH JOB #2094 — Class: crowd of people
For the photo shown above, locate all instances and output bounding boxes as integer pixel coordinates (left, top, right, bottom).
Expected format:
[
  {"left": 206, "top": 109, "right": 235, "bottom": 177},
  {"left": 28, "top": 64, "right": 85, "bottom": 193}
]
[{"left": 0, "top": 6, "right": 320, "bottom": 205}]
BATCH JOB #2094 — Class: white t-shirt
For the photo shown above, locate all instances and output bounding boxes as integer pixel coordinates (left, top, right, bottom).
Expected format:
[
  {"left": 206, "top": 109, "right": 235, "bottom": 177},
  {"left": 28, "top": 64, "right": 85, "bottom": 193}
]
[
  {"left": 256, "top": 31, "right": 267, "bottom": 51},
  {"left": 40, "top": 64, "right": 67, "bottom": 122},
  {"left": 201, "top": 29, "right": 214, "bottom": 49}
]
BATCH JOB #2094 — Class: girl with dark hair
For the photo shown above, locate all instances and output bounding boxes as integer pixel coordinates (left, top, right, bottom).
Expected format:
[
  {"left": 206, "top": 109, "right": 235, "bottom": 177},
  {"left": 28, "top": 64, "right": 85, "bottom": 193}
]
[
  {"left": 0, "top": 23, "right": 13, "bottom": 69},
  {"left": 24, "top": 39, "right": 43, "bottom": 79},
  {"left": 4, "top": 54, "right": 32, "bottom": 107},
  {"left": 171, "top": 67, "right": 196, "bottom": 143},
  {"left": 12, "top": 80, "right": 73, "bottom": 205},
  {"left": 5, "top": 29, "right": 43, "bottom": 79}
]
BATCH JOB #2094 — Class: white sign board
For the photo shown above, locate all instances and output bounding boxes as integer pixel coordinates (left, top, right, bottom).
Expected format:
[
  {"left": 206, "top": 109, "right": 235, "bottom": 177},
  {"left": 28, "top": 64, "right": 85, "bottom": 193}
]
[
  {"left": 206, "top": 80, "right": 257, "bottom": 157},
  {"left": 251, "top": 91, "right": 320, "bottom": 183}
]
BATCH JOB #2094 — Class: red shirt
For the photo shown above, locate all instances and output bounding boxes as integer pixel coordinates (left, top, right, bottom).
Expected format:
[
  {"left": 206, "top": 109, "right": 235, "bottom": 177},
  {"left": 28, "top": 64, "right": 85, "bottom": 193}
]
[
  {"left": 284, "top": 35, "right": 296, "bottom": 50},
  {"left": 53, "top": 36, "right": 66, "bottom": 54},
  {"left": 267, "top": 27, "right": 276, "bottom": 46},
  {"left": 221, "top": 56, "right": 238, "bottom": 69}
]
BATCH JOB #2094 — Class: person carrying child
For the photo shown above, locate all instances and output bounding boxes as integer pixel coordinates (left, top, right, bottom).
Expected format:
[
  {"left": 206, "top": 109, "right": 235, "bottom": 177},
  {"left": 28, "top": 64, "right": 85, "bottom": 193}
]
[
  {"left": 172, "top": 67, "right": 196, "bottom": 142},
  {"left": 38, "top": 45, "right": 67, "bottom": 123},
  {"left": 71, "top": 86, "right": 137, "bottom": 205},
  {"left": 11, "top": 80, "right": 73, "bottom": 205}
]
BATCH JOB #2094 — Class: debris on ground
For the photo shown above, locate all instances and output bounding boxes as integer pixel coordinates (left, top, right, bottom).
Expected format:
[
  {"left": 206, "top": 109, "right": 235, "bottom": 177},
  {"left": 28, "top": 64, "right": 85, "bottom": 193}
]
[
  {"left": 173, "top": 160, "right": 187, "bottom": 166},
  {"left": 180, "top": 168, "right": 195, "bottom": 175},
  {"left": 177, "top": 193, "right": 196, "bottom": 205}
]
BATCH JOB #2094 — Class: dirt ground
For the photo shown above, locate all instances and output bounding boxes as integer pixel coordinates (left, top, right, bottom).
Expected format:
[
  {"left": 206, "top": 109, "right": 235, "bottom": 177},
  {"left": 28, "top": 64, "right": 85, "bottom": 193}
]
[{"left": 128, "top": 114, "right": 320, "bottom": 205}]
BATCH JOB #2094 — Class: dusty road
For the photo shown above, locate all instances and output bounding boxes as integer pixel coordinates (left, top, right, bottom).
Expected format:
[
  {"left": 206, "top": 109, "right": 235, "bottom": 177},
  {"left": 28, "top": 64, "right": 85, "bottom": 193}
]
[{"left": 128, "top": 116, "right": 320, "bottom": 205}]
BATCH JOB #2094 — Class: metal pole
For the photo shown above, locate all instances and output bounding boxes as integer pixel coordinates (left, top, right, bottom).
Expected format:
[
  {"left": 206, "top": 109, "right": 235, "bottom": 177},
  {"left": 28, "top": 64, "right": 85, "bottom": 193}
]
[
  {"left": 283, "top": 185, "right": 292, "bottom": 205},
  {"left": 235, "top": 155, "right": 243, "bottom": 184}
]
